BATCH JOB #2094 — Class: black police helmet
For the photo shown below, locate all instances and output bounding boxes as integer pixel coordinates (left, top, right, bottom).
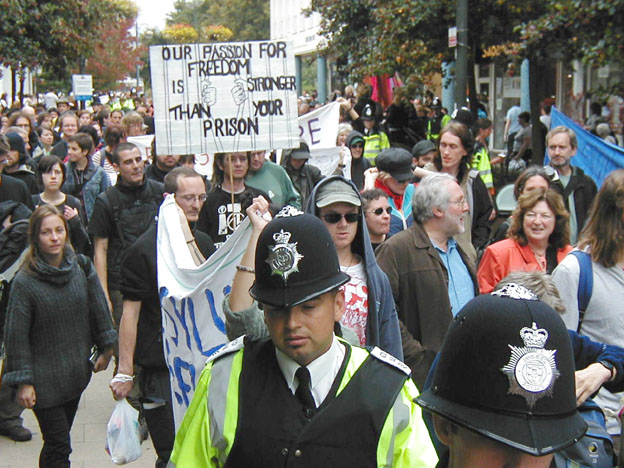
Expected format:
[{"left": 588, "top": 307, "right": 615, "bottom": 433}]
[
  {"left": 249, "top": 210, "right": 350, "bottom": 309},
  {"left": 416, "top": 285, "right": 586, "bottom": 456}
]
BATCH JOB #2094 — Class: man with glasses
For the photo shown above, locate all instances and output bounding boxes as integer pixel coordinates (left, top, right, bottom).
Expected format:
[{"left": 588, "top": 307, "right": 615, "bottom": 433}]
[
  {"left": 376, "top": 173, "right": 478, "bottom": 388},
  {"left": 50, "top": 112, "right": 79, "bottom": 159},
  {"left": 306, "top": 176, "right": 403, "bottom": 360},
  {"left": 111, "top": 167, "right": 215, "bottom": 468}
]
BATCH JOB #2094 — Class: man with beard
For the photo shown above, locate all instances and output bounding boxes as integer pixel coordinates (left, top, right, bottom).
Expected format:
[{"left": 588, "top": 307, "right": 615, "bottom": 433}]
[
  {"left": 376, "top": 173, "right": 478, "bottom": 388},
  {"left": 145, "top": 152, "right": 180, "bottom": 184}
]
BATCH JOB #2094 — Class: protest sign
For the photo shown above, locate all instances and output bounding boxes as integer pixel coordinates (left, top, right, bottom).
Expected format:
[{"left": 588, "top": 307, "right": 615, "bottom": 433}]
[
  {"left": 294, "top": 101, "right": 342, "bottom": 176},
  {"left": 548, "top": 107, "right": 624, "bottom": 187},
  {"left": 150, "top": 41, "right": 299, "bottom": 155},
  {"left": 157, "top": 194, "right": 251, "bottom": 428},
  {"left": 127, "top": 135, "right": 154, "bottom": 161},
  {"left": 298, "top": 101, "right": 340, "bottom": 150}
]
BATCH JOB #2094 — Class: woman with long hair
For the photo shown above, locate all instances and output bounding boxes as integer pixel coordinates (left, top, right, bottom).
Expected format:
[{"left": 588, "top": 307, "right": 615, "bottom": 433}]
[
  {"left": 478, "top": 188, "right": 572, "bottom": 293},
  {"left": 3, "top": 205, "right": 116, "bottom": 467},
  {"left": 552, "top": 169, "right": 624, "bottom": 436}
]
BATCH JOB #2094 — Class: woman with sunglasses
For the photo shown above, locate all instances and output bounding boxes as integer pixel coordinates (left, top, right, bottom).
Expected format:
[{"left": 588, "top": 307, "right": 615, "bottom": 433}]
[
  {"left": 361, "top": 189, "right": 392, "bottom": 250},
  {"left": 306, "top": 176, "right": 402, "bottom": 360}
]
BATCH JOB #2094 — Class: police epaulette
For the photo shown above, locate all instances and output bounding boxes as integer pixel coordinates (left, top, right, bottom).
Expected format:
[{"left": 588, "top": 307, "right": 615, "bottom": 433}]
[
  {"left": 370, "top": 347, "right": 411, "bottom": 376},
  {"left": 206, "top": 335, "right": 246, "bottom": 363}
]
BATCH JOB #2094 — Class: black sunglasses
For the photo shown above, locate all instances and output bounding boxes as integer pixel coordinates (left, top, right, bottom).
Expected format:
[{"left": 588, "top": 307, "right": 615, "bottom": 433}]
[
  {"left": 370, "top": 207, "right": 393, "bottom": 216},
  {"left": 321, "top": 213, "right": 359, "bottom": 224}
]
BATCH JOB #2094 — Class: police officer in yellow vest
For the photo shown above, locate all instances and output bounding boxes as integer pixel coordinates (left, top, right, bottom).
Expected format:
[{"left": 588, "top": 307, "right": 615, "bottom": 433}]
[
  {"left": 168, "top": 209, "right": 438, "bottom": 468},
  {"left": 426, "top": 98, "right": 451, "bottom": 141},
  {"left": 362, "top": 104, "right": 390, "bottom": 166}
]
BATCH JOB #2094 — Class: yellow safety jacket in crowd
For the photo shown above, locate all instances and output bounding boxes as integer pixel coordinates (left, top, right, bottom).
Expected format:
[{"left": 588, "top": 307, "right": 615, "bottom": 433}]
[
  {"left": 426, "top": 114, "right": 451, "bottom": 141},
  {"left": 363, "top": 131, "right": 390, "bottom": 166},
  {"left": 471, "top": 142, "right": 494, "bottom": 193},
  {"left": 169, "top": 336, "right": 438, "bottom": 468}
]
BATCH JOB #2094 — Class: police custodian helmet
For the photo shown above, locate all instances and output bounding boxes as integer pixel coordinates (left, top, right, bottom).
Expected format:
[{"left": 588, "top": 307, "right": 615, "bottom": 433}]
[
  {"left": 416, "top": 284, "right": 587, "bottom": 456},
  {"left": 249, "top": 207, "right": 350, "bottom": 309}
]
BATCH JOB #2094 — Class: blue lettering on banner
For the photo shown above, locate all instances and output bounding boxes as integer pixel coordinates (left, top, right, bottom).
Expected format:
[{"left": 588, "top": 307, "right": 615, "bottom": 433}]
[
  {"left": 205, "top": 289, "right": 226, "bottom": 334},
  {"left": 170, "top": 297, "right": 193, "bottom": 350},
  {"left": 173, "top": 357, "right": 195, "bottom": 407}
]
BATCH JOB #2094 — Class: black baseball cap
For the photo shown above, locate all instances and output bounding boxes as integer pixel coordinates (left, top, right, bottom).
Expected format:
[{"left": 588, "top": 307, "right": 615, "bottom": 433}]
[
  {"left": 416, "top": 286, "right": 586, "bottom": 456},
  {"left": 376, "top": 148, "right": 413, "bottom": 182},
  {"left": 250, "top": 211, "right": 350, "bottom": 308}
]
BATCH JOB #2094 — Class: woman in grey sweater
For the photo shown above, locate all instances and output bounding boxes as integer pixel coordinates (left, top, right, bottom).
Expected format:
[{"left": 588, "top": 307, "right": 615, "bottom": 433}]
[{"left": 3, "top": 205, "right": 116, "bottom": 467}]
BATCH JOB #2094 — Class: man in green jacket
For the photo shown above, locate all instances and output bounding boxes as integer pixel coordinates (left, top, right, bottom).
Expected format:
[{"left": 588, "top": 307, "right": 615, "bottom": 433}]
[
  {"left": 169, "top": 210, "right": 437, "bottom": 467},
  {"left": 246, "top": 149, "right": 301, "bottom": 210}
]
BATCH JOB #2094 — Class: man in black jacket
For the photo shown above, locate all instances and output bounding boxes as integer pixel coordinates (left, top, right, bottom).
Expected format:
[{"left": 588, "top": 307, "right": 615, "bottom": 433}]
[
  {"left": 547, "top": 126, "right": 597, "bottom": 244},
  {"left": 89, "top": 142, "right": 164, "bottom": 326},
  {"left": 111, "top": 167, "right": 214, "bottom": 468}
]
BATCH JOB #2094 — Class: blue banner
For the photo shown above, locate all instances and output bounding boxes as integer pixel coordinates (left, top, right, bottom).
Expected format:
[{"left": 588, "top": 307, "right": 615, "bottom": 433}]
[{"left": 548, "top": 107, "right": 624, "bottom": 188}]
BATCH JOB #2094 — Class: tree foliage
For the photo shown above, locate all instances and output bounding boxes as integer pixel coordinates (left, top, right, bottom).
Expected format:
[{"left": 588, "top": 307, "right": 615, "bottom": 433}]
[
  {"left": 166, "top": 0, "right": 269, "bottom": 41},
  {"left": 308, "top": 0, "right": 623, "bottom": 95},
  {"left": 0, "top": 0, "right": 137, "bottom": 82},
  {"left": 85, "top": 14, "right": 145, "bottom": 91}
]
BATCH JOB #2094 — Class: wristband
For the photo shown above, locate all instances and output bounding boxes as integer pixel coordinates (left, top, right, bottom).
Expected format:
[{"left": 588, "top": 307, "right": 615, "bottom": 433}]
[
  {"left": 236, "top": 265, "right": 255, "bottom": 273},
  {"left": 111, "top": 373, "right": 134, "bottom": 385}
]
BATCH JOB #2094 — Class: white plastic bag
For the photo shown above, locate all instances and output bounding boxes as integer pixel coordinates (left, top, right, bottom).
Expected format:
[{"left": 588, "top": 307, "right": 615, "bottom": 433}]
[{"left": 106, "top": 399, "right": 142, "bottom": 465}]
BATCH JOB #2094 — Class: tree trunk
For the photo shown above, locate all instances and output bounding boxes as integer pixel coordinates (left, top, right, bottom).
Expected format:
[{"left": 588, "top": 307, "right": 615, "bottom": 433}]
[{"left": 18, "top": 68, "right": 25, "bottom": 107}]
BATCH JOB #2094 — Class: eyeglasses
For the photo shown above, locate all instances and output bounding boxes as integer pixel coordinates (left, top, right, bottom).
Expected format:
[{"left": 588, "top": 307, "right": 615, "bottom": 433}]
[
  {"left": 321, "top": 212, "right": 359, "bottom": 224},
  {"left": 177, "top": 194, "right": 207, "bottom": 203},
  {"left": 369, "top": 207, "right": 392, "bottom": 216},
  {"left": 449, "top": 198, "right": 468, "bottom": 207},
  {"left": 350, "top": 143, "right": 364, "bottom": 149}
]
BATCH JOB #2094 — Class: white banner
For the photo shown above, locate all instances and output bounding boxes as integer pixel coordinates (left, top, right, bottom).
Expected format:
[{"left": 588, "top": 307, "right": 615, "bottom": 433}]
[
  {"left": 298, "top": 101, "right": 340, "bottom": 150},
  {"left": 150, "top": 41, "right": 299, "bottom": 155},
  {"left": 156, "top": 194, "right": 252, "bottom": 428}
]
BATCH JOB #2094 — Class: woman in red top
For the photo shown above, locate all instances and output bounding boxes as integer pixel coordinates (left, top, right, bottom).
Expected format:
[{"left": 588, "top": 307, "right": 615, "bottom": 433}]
[{"left": 478, "top": 188, "right": 572, "bottom": 293}]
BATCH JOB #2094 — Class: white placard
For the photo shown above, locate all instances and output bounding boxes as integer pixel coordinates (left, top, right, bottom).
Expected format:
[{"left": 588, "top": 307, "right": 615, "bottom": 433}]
[{"left": 150, "top": 41, "right": 299, "bottom": 155}]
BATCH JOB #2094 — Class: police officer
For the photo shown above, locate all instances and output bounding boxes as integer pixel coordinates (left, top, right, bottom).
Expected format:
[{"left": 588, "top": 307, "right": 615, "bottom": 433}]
[
  {"left": 362, "top": 104, "right": 390, "bottom": 165},
  {"left": 169, "top": 210, "right": 437, "bottom": 467},
  {"left": 426, "top": 98, "right": 451, "bottom": 141},
  {"left": 416, "top": 285, "right": 587, "bottom": 468}
]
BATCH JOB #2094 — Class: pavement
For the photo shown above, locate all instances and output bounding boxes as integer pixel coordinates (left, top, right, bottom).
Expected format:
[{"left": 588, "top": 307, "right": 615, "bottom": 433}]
[{"left": 0, "top": 367, "right": 157, "bottom": 467}]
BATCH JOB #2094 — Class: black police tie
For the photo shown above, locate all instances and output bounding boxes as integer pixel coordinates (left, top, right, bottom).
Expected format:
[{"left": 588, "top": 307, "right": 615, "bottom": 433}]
[{"left": 295, "top": 367, "right": 316, "bottom": 410}]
